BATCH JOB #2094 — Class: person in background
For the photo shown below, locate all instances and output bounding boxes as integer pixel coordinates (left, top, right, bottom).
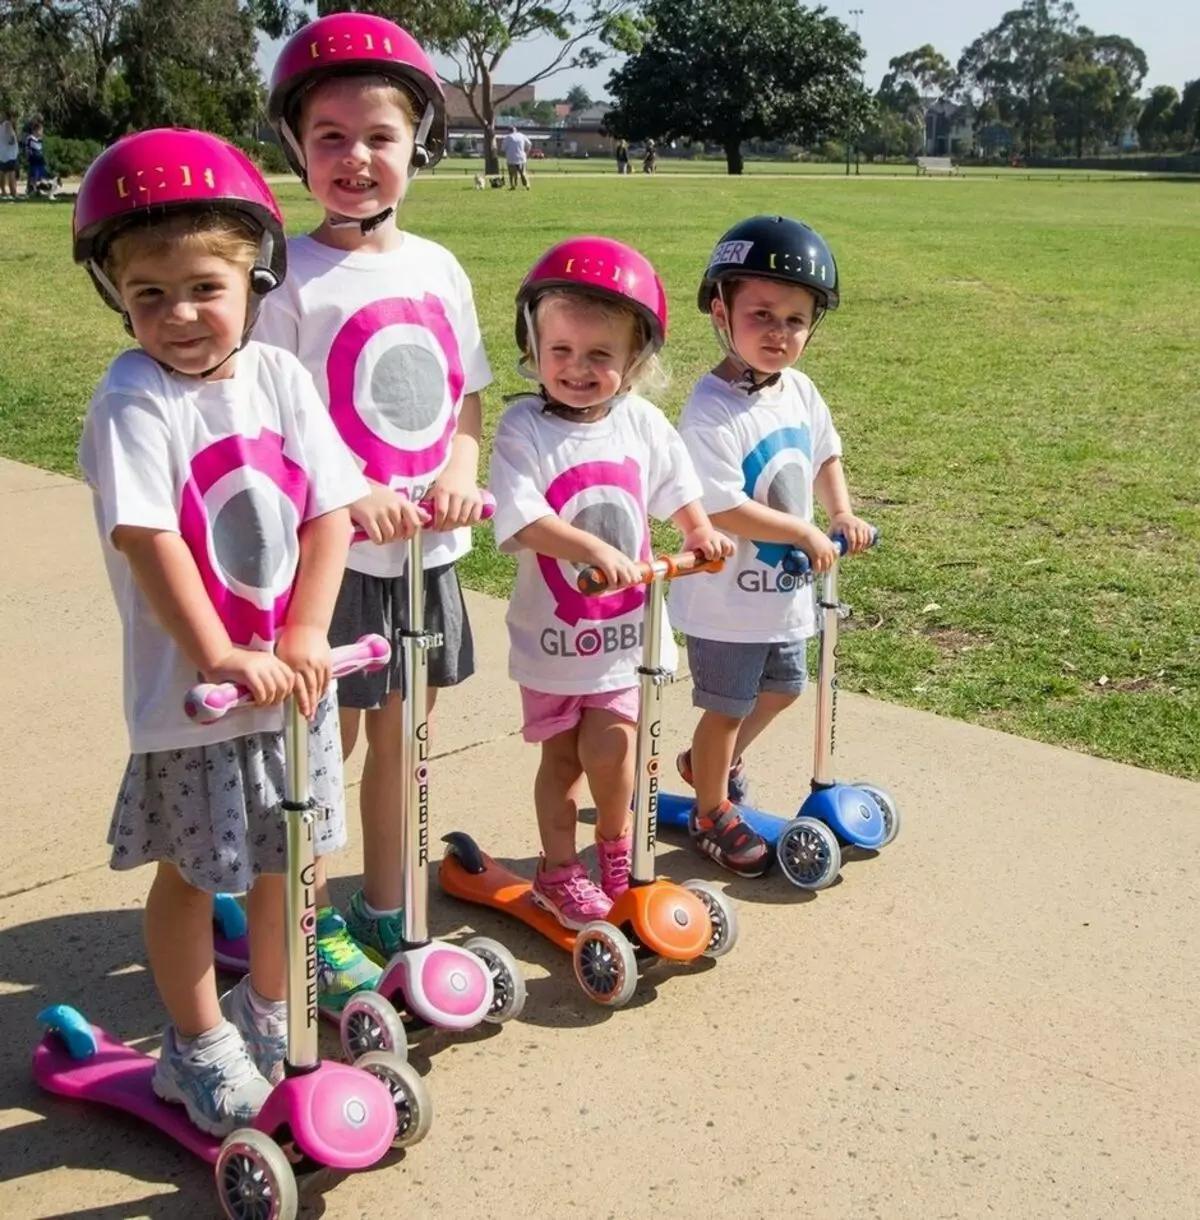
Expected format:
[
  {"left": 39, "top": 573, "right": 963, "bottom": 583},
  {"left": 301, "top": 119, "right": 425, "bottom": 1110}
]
[
  {"left": 0, "top": 112, "right": 20, "bottom": 199},
  {"left": 502, "top": 125, "right": 532, "bottom": 190}
]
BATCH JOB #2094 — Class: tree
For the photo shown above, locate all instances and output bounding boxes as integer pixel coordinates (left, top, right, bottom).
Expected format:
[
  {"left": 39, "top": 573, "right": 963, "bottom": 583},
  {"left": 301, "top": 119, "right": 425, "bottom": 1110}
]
[
  {"left": 326, "top": 1, "right": 642, "bottom": 176},
  {"left": 1176, "top": 79, "right": 1200, "bottom": 150},
  {"left": 604, "top": 0, "right": 866, "bottom": 175},
  {"left": 1049, "top": 30, "right": 1145, "bottom": 157},
  {"left": 880, "top": 44, "right": 954, "bottom": 154},
  {"left": 1137, "top": 86, "right": 1179, "bottom": 152},
  {"left": 565, "top": 83, "right": 592, "bottom": 112}
]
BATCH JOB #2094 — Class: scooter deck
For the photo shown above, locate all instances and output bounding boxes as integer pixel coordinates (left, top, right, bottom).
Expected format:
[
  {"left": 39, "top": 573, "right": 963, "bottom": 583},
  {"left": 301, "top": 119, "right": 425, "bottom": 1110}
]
[
  {"left": 33, "top": 1023, "right": 221, "bottom": 1162},
  {"left": 440, "top": 848, "right": 577, "bottom": 955},
  {"left": 656, "top": 792, "right": 787, "bottom": 843}
]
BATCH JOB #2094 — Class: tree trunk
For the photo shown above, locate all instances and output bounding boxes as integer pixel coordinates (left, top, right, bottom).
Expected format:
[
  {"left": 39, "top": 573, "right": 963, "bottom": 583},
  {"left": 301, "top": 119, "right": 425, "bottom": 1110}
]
[
  {"left": 724, "top": 137, "right": 744, "bottom": 175},
  {"left": 481, "top": 66, "right": 500, "bottom": 177}
]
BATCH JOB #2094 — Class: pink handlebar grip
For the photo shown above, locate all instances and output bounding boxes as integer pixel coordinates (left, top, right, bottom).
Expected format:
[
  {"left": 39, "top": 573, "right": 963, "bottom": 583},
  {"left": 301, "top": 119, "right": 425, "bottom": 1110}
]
[
  {"left": 351, "top": 489, "right": 496, "bottom": 544},
  {"left": 183, "top": 634, "right": 392, "bottom": 725}
]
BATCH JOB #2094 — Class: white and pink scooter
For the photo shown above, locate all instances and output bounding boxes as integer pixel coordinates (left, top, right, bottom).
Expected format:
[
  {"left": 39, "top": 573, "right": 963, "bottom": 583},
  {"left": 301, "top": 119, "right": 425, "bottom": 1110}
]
[{"left": 33, "top": 636, "right": 429, "bottom": 1220}]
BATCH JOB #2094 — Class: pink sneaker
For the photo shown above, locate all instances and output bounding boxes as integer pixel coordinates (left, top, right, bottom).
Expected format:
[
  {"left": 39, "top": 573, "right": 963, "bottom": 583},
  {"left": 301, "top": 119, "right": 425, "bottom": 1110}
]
[
  {"left": 596, "top": 833, "right": 632, "bottom": 902},
  {"left": 531, "top": 858, "right": 612, "bottom": 930}
]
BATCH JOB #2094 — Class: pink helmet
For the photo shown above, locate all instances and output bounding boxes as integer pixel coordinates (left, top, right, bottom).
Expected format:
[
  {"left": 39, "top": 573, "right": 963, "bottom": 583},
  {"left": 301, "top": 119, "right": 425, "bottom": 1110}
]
[
  {"left": 72, "top": 128, "right": 286, "bottom": 312},
  {"left": 515, "top": 236, "right": 669, "bottom": 354},
  {"left": 267, "top": 12, "right": 446, "bottom": 176}
]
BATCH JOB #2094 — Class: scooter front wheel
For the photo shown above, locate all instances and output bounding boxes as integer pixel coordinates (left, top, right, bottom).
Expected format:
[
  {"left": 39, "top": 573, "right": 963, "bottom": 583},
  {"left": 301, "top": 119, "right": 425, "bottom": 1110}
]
[
  {"left": 681, "top": 880, "right": 739, "bottom": 958},
  {"left": 339, "top": 990, "right": 408, "bottom": 1062},
  {"left": 355, "top": 1050, "right": 433, "bottom": 1149},
  {"left": 854, "top": 783, "right": 901, "bottom": 847},
  {"left": 463, "top": 936, "right": 527, "bottom": 1023},
  {"left": 777, "top": 817, "right": 841, "bottom": 890},
  {"left": 216, "top": 1127, "right": 298, "bottom": 1220},
  {"left": 572, "top": 921, "right": 638, "bottom": 1008}
]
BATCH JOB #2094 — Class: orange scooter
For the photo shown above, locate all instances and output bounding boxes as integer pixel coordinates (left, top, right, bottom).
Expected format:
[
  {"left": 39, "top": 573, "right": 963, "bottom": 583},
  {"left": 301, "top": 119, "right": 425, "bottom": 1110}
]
[{"left": 440, "top": 551, "right": 738, "bottom": 1007}]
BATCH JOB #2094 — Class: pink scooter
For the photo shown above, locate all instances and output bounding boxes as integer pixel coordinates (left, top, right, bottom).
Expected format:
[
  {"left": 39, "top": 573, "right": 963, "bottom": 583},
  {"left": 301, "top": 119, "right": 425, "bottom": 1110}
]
[
  {"left": 34, "top": 637, "right": 430, "bottom": 1220},
  {"left": 211, "top": 493, "right": 525, "bottom": 1059}
]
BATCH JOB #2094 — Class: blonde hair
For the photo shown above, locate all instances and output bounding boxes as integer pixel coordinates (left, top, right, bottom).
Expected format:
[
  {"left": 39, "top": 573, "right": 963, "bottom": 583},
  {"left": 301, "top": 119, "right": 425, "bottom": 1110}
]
[
  {"left": 297, "top": 72, "right": 421, "bottom": 136},
  {"left": 105, "top": 210, "right": 260, "bottom": 288},
  {"left": 528, "top": 289, "right": 667, "bottom": 398}
]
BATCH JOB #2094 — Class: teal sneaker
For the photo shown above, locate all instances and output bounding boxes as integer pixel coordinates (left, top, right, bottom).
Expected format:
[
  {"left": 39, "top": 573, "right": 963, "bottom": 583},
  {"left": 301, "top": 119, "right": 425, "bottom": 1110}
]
[
  {"left": 344, "top": 888, "right": 405, "bottom": 965},
  {"left": 315, "top": 906, "right": 382, "bottom": 1013}
]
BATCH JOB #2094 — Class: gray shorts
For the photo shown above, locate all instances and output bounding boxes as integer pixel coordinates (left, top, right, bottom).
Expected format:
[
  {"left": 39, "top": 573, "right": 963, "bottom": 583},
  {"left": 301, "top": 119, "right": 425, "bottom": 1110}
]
[
  {"left": 685, "top": 635, "right": 808, "bottom": 719},
  {"left": 108, "top": 695, "right": 346, "bottom": 893},
  {"left": 329, "top": 562, "right": 475, "bottom": 709}
]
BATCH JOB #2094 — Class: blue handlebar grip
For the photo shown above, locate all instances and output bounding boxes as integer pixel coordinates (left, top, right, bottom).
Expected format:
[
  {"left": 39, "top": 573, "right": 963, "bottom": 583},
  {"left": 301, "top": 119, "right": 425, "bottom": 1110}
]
[{"left": 781, "top": 549, "right": 812, "bottom": 577}]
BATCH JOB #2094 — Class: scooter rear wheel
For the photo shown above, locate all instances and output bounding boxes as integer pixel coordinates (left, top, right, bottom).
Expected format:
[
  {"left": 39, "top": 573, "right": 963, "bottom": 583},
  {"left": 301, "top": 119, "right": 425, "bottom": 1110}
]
[
  {"left": 216, "top": 1127, "right": 297, "bottom": 1220},
  {"left": 572, "top": 921, "right": 638, "bottom": 1008},
  {"left": 464, "top": 936, "right": 527, "bottom": 1023},
  {"left": 681, "top": 880, "right": 739, "bottom": 958},
  {"left": 355, "top": 1050, "right": 433, "bottom": 1148}
]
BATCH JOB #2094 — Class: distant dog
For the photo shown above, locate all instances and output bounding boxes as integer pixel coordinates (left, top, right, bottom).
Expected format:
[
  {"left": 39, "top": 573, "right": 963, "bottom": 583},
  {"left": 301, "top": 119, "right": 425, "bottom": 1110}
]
[
  {"left": 474, "top": 173, "right": 486, "bottom": 190},
  {"left": 32, "top": 174, "right": 61, "bottom": 199}
]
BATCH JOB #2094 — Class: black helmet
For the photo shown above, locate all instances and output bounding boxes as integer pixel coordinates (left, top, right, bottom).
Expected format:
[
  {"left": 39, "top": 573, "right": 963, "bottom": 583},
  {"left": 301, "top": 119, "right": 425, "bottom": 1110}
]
[{"left": 698, "top": 215, "right": 839, "bottom": 314}]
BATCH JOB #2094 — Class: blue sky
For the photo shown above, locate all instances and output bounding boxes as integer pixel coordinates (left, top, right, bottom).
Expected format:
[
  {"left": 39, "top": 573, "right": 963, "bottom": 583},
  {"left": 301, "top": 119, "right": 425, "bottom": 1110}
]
[{"left": 258, "top": 1, "right": 1198, "bottom": 101}]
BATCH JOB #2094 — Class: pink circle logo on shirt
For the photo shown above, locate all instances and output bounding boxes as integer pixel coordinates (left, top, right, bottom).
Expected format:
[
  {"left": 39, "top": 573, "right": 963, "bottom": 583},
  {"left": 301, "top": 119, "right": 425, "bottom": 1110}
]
[
  {"left": 326, "top": 294, "right": 465, "bottom": 487},
  {"left": 538, "top": 457, "right": 650, "bottom": 627},
  {"left": 178, "top": 431, "right": 308, "bottom": 647}
]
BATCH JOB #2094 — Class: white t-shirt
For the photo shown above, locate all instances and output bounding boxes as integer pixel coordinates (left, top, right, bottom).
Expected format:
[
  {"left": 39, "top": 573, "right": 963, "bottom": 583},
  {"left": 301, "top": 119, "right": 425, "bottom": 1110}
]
[
  {"left": 668, "top": 369, "right": 842, "bottom": 644},
  {"left": 502, "top": 131, "right": 531, "bottom": 164},
  {"left": 78, "top": 342, "right": 369, "bottom": 753},
  {"left": 255, "top": 232, "right": 493, "bottom": 577},
  {"left": 489, "top": 394, "right": 702, "bottom": 695},
  {"left": 0, "top": 121, "right": 18, "bottom": 162}
]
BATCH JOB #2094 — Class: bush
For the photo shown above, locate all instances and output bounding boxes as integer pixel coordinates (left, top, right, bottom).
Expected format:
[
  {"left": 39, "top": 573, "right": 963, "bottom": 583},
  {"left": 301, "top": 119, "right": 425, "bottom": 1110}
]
[
  {"left": 41, "top": 135, "right": 104, "bottom": 178},
  {"left": 231, "top": 137, "right": 290, "bottom": 175}
]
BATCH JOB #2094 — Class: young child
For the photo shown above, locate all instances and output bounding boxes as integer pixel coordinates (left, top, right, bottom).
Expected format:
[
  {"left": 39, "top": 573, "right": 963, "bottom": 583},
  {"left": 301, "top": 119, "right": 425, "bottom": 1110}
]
[
  {"left": 668, "top": 215, "right": 875, "bottom": 877},
  {"left": 73, "top": 129, "right": 368, "bottom": 1134},
  {"left": 488, "top": 236, "right": 733, "bottom": 927},
  {"left": 257, "top": 12, "right": 491, "bottom": 995}
]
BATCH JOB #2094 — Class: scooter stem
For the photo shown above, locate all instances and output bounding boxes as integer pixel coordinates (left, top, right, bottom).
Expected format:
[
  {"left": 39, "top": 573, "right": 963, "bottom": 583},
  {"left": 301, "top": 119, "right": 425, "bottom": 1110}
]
[
  {"left": 400, "top": 534, "right": 438, "bottom": 946},
  {"left": 281, "top": 697, "right": 320, "bottom": 1070},
  {"left": 812, "top": 559, "right": 840, "bottom": 789},
  {"left": 631, "top": 569, "right": 671, "bottom": 885}
]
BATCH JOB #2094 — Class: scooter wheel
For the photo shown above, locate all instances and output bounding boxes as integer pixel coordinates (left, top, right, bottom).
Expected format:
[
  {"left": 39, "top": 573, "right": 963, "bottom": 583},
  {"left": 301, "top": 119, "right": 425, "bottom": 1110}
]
[
  {"left": 854, "top": 783, "right": 901, "bottom": 847},
  {"left": 354, "top": 1050, "right": 433, "bottom": 1148},
  {"left": 216, "top": 1127, "right": 298, "bottom": 1220},
  {"left": 572, "top": 921, "right": 638, "bottom": 1008},
  {"left": 464, "top": 936, "right": 527, "bottom": 1023},
  {"left": 681, "top": 880, "right": 739, "bottom": 959},
  {"left": 339, "top": 991, "right": 408, "bottom": 1062},
  {"left": 777, "top": 817, "right": 841, "bottom": 890}
]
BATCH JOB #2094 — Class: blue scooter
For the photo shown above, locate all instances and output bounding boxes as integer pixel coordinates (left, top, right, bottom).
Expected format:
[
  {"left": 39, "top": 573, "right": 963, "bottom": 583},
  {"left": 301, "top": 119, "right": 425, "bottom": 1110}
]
[{"left": 658, "top": 532, "right": 900, "bottom": 890}]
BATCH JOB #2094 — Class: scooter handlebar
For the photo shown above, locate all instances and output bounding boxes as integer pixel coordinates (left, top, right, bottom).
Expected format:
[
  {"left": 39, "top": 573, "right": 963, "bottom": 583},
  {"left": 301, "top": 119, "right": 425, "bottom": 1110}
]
[
  {"left": 781, "top": 526, "right": 880, "bottom": 575},
  {"left": 183, "top": 634, "right": 392, "bottom": 725},
  {"left": 576, "top": 550, "right": 726, "bottom": 595},
  {"left": 351, "top": 489, "right": 495, "bottom": 544}
]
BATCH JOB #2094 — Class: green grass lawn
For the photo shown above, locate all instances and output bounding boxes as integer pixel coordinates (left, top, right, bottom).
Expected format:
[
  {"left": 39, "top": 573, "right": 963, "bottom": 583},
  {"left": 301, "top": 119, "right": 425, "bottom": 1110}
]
[{"left": 2, "top": 174, "right": 1198, "bottom": 777}]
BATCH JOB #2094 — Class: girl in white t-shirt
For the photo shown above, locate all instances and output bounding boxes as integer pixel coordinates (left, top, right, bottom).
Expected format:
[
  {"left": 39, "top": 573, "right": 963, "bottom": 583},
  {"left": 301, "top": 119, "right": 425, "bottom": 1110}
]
[
  {"left": 488, "top": 236, "right": 733, "bottom": 929},
  {"left": 257, "top": 13, "right": 491, "bottom": 996},
  {"left": 73, "top": 129, "right": 367, "bottom": 1137}
]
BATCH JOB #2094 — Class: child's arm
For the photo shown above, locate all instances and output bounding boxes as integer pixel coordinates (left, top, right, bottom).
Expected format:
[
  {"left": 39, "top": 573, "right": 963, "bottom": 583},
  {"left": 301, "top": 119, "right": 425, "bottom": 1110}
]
[
  {"left": 813, "top": 455, "right": 874, "bottom": 554},
  {"left": 709, "top": 502, "right": 839, "bottom": 572},
  {"left": 113, "top": 526, "right": 293, "bottom": 705},
  {"left": 277, "top": 507, "right": 351, "bottom": 718},
  {"left": 514, "top": 516, "right": 644, "bottom": 590},
  {"left": 431, "top": 391, "right": 484, "bottom": 530}
]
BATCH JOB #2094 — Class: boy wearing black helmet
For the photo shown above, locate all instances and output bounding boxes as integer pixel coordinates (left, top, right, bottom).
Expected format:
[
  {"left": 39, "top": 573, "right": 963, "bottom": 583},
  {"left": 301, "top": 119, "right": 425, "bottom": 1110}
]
[{"left": 669, "top": 215, "right": 875, "bottom": 876}]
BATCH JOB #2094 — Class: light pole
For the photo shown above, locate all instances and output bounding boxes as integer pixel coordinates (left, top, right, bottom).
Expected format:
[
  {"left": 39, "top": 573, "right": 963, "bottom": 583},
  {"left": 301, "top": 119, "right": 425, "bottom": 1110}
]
[{"left": 846, "top": 8, "right": 863, "bottom": 177}]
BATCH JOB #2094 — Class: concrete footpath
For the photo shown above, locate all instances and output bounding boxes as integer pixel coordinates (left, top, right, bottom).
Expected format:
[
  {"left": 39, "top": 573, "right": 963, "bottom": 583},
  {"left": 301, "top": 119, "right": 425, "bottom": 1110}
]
[{"left": 1, "top": 456, "right": 1197, "bottom": 1220}]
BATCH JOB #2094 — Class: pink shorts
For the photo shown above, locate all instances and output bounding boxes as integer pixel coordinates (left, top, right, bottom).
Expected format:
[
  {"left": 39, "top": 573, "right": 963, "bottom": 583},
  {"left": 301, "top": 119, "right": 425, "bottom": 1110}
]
[{"left": 519, "top": 685, "right": 640, "bottom": 743}]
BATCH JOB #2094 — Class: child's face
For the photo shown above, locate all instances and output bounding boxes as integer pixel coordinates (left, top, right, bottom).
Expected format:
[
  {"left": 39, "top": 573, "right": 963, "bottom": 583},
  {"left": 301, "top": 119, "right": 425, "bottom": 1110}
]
[
  {"left": 301, "top": 78, "right": 415, "bottom": 222},
  {"left": 535, "top": 297, "right": 637, "bottom": 410},
  {"left": 715, "top": 278, "right": 818, "bottom": 375},
  {"left": 117, "top": 246, "right": 250, "bottom": 380}
]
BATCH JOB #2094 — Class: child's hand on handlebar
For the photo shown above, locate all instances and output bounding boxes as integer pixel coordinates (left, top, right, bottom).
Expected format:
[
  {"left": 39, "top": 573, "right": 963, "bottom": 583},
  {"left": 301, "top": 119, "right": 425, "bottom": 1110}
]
[
  {"left": 794, "top": 523, "right": 839, "bottom": 573},
  {"left": 350, "top": 483, "right": 429, "bottom": 544},
  {"left": 206, "top": 648, "right": 294, "bottom": 707},
  {"left": 681, "top": 524, "right": 735, "bottom": 562},
  {"left": 581, "top": 541, "right": 643, "bottom": 591},
  {"left": 427, "top": 475, "right": 486, "bottom": 532},
  {"left": 829, "top": 512, "right": 875, "bottom": 554},
  {"left": 275, "top": 626, "right": 333, "bottom": 720}
]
